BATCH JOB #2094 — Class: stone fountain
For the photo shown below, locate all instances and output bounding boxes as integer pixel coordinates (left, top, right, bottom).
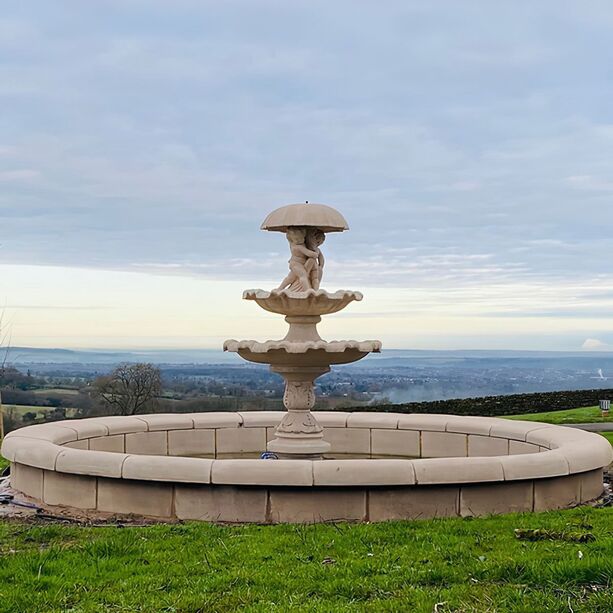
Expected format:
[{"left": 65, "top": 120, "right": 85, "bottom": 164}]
[
  {"left": 223, "top": 203, "right": 382, "bottom": 458},
  {"left": 4, "top": 202, "right": 611, "bottom": 522}
]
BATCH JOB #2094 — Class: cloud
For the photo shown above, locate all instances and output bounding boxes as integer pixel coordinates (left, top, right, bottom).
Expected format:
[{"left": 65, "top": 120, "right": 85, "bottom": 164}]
[
  {"left": 1, "top": 1, "right": 613, "bottom": 333},
  {"left": 582, "top": 338, "right": 612, "bottom": 351}
]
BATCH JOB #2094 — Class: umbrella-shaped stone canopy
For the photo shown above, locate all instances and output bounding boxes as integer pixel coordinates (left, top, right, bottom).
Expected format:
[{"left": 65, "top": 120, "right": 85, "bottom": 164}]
[{"left": 260, "top": 203, "right": 349, "bottom": 233}]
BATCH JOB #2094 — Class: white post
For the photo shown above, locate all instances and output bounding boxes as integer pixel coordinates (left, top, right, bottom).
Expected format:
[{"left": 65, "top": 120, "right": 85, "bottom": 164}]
[{"left": 600, "top": 399, "right": 610, "bottom": 417}]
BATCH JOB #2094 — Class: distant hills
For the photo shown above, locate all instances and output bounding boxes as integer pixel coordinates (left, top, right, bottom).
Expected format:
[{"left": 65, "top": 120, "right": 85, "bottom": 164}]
[
  {"left": 2, "top": 346, "right": 240, "bottom": 365},
  {"left": 2, "top": 346, "right": 613, "bottom": 367}
]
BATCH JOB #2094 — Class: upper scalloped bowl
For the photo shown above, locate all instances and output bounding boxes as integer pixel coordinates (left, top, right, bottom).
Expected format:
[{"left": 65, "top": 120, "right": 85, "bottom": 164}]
[{"left": 243, "top": 289, "right": 363, "bottom": 317}]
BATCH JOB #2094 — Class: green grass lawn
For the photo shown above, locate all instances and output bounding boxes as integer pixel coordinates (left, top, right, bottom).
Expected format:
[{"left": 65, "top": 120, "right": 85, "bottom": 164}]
[
  {"left": 504, "top": 407, "right": 613, "bottom": 448},
  {"left": 505, "top": 406, "right": 612, "bottom": 425},
  {"left": 0, "top": 508, "right": 612, "bottom": 612}
]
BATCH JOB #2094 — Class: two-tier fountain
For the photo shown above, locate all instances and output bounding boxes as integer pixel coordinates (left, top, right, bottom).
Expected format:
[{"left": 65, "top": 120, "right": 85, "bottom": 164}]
[{"left": 223, "top": 203, "right": 382, "bottom": 459}]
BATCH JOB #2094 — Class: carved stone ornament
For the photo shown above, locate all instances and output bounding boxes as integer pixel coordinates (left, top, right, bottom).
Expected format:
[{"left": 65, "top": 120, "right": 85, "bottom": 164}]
[
  {"left": 283, "top": 379, "right": 315, "bottom": 410},
  {"left": 276, "top": 409, "right": 323, "bottom": 436}
]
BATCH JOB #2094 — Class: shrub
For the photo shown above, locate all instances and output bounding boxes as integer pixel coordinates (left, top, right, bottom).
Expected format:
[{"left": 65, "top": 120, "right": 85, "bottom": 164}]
[{"left": 346, "top": 388, "right": 613, "bottom": 417}]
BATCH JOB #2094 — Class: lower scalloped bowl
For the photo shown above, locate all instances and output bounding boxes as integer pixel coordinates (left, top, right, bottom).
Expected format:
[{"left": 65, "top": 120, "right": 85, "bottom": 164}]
[{"left": 224, "top": 339, "right": 382, "bottom": 367}]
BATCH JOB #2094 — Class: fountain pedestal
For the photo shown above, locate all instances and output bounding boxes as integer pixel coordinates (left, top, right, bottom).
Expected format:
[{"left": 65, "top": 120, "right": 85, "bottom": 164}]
[
  {"left": 223, "top": 204, "right": 381, "bottom": 459},
  {"left": 267, "top": 365, "right": 331, "bottom": 458}
]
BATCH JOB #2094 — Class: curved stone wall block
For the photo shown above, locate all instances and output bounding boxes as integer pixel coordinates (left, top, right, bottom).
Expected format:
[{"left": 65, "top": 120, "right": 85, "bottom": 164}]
[
  {"left": 125, "top": 431, "right": 168, "bottom": 455},
  {"left": 216, "top": 427, "right": 267, "bottom": 454},
  {"left": 43, "top": 470, "right": 96, "bottom": 509},
  {"left": 509, "top": 440, "right": 540, "bottom": 455},
  {"left": 414, "top": 456, "right": 505, "bottom": 485},
  {"left": 534, "top": 474, "right": 582, "bottom": 512},
  {"left": 460, "top": 481, "right": 534, "bottom": 516},
  {"left": 346, "top": 412, "right": 400, "bottom": 429},
  {"left": 97, "top": 478, "right": 173, "bottom": 517},
  {"left": 168, "top": 429, "right": 215, "bottom": 457},
  {"left": 269, "top": 488, "right": 366, "bottom": 523},
  {"left": 369, "top": 486, "right": 460, "bottom": 521},
  {"left": 398, "top": 414, "right": 450, "bottom": 432},
  {"left": 90, "top": 434, "right": 125, "bottom": 453},
  {"left": 174, "top": 485, "right": 267, "bottom": 523},
  {"left": 371, "top": 428, "right": 420, "bottom": 457},
  {"left": 313, "top": 459, "right": 415, "bottom": 486},
  {"left": 467, "top": 435, "right": 509, "bottom": 457},
  {"left": 488, "top": 420, "right": 551, "bottom": 442},
  {"left": 55, "top": 419, "right": 108, "bottom": 440},
  {"left": 89, "top": 416, "right": 149, "bottom": 435},
  {"left": 421, "top": 431, "right": 467, "bottom": 458},
  {"left": 499, "top": 449, "right": 569, "bottom": 481},
  {"left": 322, "top": 427, "right": 370, "bottom": 455},
  {"left": 580, "top": 469, "right": 605, "bottom": 502},
  {"left": 445, "top": 416, "right": 499, "bottom": 436},
  {"left": 122, "top": 455, "right": 212, "bottom": 483},
  {"left": 134, "top": 414, "right": 195, "bottom": 432},
  {"left": 55, "top": 448, "right": 126, "bottom": 478},
  {"left": 10, "top": 463, "right": 43, "bottom": 500},
  {"left": 238, "top": 411, "right": 283, "bottom": 427},
  {"left": 14, "top": 439, "right": 63, "bottom": 470},
  {"left": 212, "top": 459, "right": 312, "bottom": 486},
  {"left": 313, "top": 411, "right": 350, "bottom": 427},
  {"left": 192, "top": 412, "right": 243, "bottom": 428}
]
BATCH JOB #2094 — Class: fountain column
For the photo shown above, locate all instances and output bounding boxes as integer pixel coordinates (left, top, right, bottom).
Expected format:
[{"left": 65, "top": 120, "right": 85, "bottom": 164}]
[{"left": 268, "top": 365, "right": 331, "bottom": 458}]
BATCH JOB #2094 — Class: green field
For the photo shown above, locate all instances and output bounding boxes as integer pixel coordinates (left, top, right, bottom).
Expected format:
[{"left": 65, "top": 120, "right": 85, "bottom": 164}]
[
  {"left": 2, "top": 404, "right": 79, "bottom": 419},
  {"left": 2, "top": 404, "right": 47, "bottom": 416},
  {"left": 506, "top": 406, "right": 611, "bottom": 424},
  {"left": 0, "top": 508, "right": 612, "bottom": 612},
  {"left": 33, "top": 388, "right": 80, "bottom": 396},
  {"left": 505, "top": 407, "right": 613, "bottom": 449}
]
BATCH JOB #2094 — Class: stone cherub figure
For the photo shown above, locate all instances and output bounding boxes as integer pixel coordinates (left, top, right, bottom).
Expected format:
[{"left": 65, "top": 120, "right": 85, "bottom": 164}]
[
  {"left": 277, "top": 227, "right": 326, "bottom": 292},
  {"left": 305, "top": 228, "right": 325, "bottom": 290}
]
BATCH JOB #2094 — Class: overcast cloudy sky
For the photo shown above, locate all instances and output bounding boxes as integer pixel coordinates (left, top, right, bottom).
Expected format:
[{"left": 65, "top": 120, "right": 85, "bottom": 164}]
[{"left": 1, "top": 1, "right": 613, "bottom": 350}]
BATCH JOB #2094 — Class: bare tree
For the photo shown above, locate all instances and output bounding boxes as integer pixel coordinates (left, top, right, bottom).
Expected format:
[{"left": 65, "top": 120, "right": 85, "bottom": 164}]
[{"left": 91, "top": 363, "right": 162, "bottom": 416}]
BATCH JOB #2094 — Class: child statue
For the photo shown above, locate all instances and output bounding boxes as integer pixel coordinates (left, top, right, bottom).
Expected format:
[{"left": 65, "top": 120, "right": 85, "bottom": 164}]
[
  {"left": 305, "top": 228, "right": 325, "bottom": 290},
  {"left": 277, "top": 227, "right": 325, "bottom": 292}
]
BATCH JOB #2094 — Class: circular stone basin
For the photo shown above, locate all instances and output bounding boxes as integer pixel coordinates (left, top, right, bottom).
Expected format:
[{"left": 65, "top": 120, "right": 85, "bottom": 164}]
[{"left": 2, "top": 412, "right": 611, "bottom": 523}]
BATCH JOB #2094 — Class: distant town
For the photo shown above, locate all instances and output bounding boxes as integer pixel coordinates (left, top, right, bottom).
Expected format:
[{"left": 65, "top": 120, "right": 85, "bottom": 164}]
[{"left": 2, "top": 346, "right": 613, "bottom": 433}]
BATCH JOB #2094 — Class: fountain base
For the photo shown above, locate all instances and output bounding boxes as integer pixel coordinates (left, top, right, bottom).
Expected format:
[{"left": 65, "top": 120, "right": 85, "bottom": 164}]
[{"left": 265, "top": 367, "right": 332, "bottom": 459}]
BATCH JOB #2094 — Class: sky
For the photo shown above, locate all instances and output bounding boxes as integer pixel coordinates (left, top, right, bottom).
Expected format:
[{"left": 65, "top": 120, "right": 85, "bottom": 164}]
[{"left": 1, "top": 1, "right": 613, "bottom": 351}]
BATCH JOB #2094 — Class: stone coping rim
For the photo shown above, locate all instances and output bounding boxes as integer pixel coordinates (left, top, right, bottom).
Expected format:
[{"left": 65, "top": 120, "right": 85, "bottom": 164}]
[{"left": 2, "top": 412, "right": 611, "bottom": 487}]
